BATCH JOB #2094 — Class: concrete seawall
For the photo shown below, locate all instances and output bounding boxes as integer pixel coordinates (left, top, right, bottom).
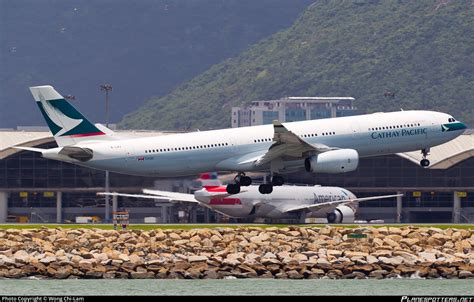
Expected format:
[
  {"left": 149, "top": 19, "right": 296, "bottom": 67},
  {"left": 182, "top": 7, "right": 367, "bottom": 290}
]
[{"left": 0, "top": 226, "right": 473, "bottom": 279}]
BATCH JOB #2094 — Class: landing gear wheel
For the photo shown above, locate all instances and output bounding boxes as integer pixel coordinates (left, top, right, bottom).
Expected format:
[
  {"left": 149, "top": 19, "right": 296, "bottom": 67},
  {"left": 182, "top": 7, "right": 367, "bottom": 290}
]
[
  {"left": 420, "top": 159, "right": 430, "bottom": 167},
  {"left": 272, "top": 175, "right": 284, "bottom": 186},
  {"left": 226, "top": 184, "right": 241, "bottom": 194},
  {"left": 240, "top": 176, "right": 252, "bottom": 186},
  {"left": 327, "top": 213, "right": 337, "bottom": 224},
  {"left": 258, "top": 184, "right": 273, "bottom": 194},
  {"left": 420, "top": 148, "right": 430, "bottom": 167}
]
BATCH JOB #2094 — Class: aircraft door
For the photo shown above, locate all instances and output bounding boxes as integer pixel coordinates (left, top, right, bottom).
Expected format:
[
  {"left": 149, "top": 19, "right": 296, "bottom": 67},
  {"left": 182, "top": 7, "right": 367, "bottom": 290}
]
[
  {"left": 350, "top": 120, "right": 361, "bottom": 138},
  {"left": 124, "top": 145, "right": 135, "bottom": 164},
  {"left": 418, "top": 119, "right": 430, "bottom": 149},
  {"left": 350, "top": 120, "right": 364, "bottom": 150},
  {"left": 228, "top": 134, "right": 241, "bottom": 154}
]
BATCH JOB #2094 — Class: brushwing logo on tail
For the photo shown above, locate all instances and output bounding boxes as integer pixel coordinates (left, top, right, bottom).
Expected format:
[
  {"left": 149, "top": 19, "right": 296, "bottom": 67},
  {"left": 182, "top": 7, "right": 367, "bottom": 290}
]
[
  {"left": 38, "top": 92, "right": 83, "bottom": 136},
  {"left": 36, "top": 92, "right": 104, "bottom": 137}
]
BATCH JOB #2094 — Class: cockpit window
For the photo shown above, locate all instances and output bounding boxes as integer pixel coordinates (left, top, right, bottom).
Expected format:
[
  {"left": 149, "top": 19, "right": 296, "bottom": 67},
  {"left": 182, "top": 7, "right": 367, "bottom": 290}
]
[{"left": 448, "top": 117, "right": 456, "bottom": 122}]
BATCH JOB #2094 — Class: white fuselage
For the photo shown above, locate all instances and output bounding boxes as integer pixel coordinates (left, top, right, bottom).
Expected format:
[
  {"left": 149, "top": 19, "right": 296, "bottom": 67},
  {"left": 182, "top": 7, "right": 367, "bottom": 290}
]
[
  {"left": 194, "top": 185, "right": 357, "bottom": 219},
  {"left": 46, "top": 110, "right": 464, "bottom": 176}
]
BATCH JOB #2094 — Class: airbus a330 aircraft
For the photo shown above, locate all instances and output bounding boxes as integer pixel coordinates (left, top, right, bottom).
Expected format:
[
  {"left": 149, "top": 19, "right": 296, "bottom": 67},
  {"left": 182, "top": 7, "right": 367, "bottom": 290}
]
[
  {"left": 19, "top": 85, "right": 466, "bottom": 194},
  {"left": 99, "top": 185, "right": 402, "bottom": 223}
]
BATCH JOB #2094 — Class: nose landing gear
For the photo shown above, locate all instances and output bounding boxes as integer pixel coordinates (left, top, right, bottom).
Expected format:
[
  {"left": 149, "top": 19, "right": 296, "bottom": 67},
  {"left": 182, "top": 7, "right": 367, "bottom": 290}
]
[{"left": 420, "top": 148, "right": 430, "bottom": 167}]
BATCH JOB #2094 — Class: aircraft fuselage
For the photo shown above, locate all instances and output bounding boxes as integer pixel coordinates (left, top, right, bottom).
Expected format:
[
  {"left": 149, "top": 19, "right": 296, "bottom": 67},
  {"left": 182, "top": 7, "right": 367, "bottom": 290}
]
[{"left": 64, "top": 110, "right": 465, "bottom": 176}]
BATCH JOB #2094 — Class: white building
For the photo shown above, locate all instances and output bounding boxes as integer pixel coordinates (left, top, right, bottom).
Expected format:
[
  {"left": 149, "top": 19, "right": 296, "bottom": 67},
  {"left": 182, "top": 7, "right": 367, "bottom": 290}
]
[{"left": 231, "top": 96, "right": 357, "bottom": 127}]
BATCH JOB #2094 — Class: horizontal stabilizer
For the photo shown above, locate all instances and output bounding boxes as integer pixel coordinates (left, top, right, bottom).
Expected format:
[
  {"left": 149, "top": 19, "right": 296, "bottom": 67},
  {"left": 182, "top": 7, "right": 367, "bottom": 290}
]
[
  {"left": 12, "top": 146, "right": 45, "bottom": 153},
  {"left": 14, "top": 145, "right": 93, "bottom": 162}
]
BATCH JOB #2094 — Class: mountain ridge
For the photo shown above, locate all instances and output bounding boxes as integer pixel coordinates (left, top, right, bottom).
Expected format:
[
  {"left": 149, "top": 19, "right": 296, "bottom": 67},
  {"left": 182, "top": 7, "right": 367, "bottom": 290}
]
[
  {"left": 120, "top": 0, "right": 474, "bottom": 130},
  {"left": 0, "top": 0, "right": 312, "bottom": 127}
]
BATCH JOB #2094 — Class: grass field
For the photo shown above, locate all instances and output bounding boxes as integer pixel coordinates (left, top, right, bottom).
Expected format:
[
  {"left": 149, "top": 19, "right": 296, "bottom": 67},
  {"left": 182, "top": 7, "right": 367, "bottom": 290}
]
[{"left": 0, "top": 224, "right": 472, "bottom": 230}]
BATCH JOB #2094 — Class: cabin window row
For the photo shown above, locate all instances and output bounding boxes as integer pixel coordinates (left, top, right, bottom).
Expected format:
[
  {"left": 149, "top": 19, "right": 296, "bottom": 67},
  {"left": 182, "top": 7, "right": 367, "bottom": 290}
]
[
  {"left": 145, "top": 142, "right": 229, "bottom": 154},
  {"left": 369, "top": 123, "right": 421, "bottom": 131},
  {"left": 301, "top": 132, "right": 335, "bottom": 138},
  {"left": 254, "top": 138, "right": 272, "bottom": 143},
  {"left": 253, "top": 131, "right": 336, "bottom": 143}
]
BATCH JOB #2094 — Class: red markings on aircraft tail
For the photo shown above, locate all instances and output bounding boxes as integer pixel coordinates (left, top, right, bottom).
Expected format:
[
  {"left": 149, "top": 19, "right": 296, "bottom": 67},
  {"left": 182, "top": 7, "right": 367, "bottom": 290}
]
[
  {"left": 68, "top": 132, "right": 106, "bottom": 138},
  {"left": 199, "top": 172, "right": 218, "bottom": 180},
  {"left": 200, "top": 173, "right": 211, "bottom": 180},
  {"left": 209, "top": 197, "right": 241, "bottom": 205},
  {"left": 203, "top": 186, "right": 227, "bottom": 192}
]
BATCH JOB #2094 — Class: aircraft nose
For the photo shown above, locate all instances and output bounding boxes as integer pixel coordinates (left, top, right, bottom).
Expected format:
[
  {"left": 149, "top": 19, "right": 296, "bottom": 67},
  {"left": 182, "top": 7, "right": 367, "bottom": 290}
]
[
  {"left": 452, "top": 121, "right": 467, "bottom": 132},
  {"left": 193, "top": 189, "right": 209, "bottom": 204}
]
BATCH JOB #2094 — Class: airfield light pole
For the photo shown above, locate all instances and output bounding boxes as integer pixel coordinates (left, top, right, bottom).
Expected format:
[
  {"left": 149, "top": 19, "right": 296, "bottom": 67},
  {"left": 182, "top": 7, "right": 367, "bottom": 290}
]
[
  {"left": 100, "top": 84, "right": 112, "bottom": 128},
  {"left": 64, "top": 95, "right": 76, "bottom": 101},
  {"left": 100, "top": 84, "right": 112, "bottom": 223}
]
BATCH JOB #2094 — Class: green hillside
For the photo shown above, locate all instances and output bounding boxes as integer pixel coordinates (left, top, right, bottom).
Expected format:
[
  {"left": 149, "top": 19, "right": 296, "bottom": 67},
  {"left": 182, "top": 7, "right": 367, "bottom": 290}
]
[{"left": 120, "top": 0, "right": 474, "bottom": 130}]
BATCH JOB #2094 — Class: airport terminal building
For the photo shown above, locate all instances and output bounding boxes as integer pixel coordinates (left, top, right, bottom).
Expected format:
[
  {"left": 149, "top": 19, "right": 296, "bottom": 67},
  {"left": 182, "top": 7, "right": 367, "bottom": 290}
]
[
  {"left": 1, "top": 128, "right": 473, "bottom": 224},
  {"left": 0, "top": 128, "right": 216, "bottom": 224}
]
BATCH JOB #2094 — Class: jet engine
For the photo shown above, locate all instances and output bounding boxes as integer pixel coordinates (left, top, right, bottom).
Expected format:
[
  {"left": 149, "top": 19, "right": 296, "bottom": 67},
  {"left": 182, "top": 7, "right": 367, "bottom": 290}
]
[
  {"left": 304, "top": 149, "right": 359, "bottom": 173},
  {"left": 326, "top": 205, "right": 355, "bottom": 223}
]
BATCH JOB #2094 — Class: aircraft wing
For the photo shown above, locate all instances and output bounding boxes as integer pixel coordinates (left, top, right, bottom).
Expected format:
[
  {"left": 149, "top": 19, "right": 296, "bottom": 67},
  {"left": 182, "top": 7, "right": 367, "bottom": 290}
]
[
  {"left": 98, "top": 189, "right": 233, "bottom": 216},
  {"left": 98, "top": 190, "right": 199, "bottom": 204},
  {"left": 282, "top": 194, "right": 403, "bottom": 213},
  {"left": 255, "top": 121, "right": 333, "bottom": 166},
  {"left": 142, "top": 189, "right": 199, "bottom": 203}
]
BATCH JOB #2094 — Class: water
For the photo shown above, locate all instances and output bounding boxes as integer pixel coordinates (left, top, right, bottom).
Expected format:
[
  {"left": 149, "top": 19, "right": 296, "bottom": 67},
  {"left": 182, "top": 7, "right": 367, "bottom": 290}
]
[{"left": 0, "top": 279, "right": 473, "bottom": 295}]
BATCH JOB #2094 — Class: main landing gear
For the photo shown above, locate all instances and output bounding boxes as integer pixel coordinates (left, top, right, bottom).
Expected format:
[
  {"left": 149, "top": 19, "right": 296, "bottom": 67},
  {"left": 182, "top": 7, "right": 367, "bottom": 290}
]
[
  {"left": 420, "top": 148, "right": 430, "bottom": 167},
  {"left": 258, "top": 175, "right": 285, "bottom": 195},
  {"left": 258, "top": 184, "right": 273, "bottom": 194},
  {"left": 226, "top": 173, "right": 285, "bottom": 195},
  {"left": 226, "top": 173, "right": 252, "bottom": 194}
]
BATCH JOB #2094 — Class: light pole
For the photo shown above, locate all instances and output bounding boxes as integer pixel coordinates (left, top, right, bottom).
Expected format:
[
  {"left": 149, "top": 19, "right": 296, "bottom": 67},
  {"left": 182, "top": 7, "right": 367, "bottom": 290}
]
[
  {"left": 100, "top": 84, "right": 112, "bottom": 128},
  {"left": 100, "top": 84, "right": 112, "bottom": 223},
  {"left": 64, "top": 95, "right": 76, "bottom": 101}
]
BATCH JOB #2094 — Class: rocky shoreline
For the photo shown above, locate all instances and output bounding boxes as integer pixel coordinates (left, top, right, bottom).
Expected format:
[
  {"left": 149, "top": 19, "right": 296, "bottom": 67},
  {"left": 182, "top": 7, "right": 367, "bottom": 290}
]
[{"left": 0, "top": 226, "right": 473, "bottom": 279}]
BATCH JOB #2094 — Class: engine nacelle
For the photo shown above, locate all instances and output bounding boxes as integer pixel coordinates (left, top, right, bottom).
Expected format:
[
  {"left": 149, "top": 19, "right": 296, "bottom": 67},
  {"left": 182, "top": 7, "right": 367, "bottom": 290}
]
[
  {"left": 304, "top": 149, "right": 359, "bottom": 173},
  {"left": 326, "top": 205, "right": 355, "bottom": 223}
]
